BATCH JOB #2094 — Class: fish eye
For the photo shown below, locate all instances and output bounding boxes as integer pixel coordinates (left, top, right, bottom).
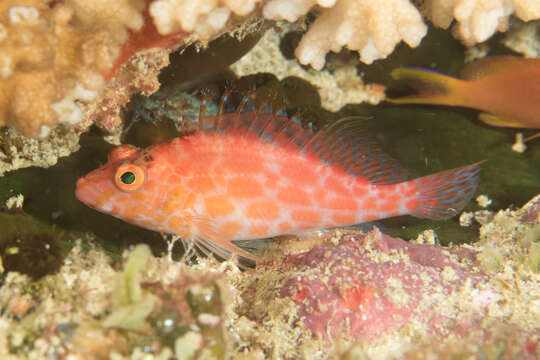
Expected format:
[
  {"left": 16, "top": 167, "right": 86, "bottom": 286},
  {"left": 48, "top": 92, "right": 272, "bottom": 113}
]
[
  {"left": 114, "top": 164, "right": 145, "bottom": 192},
  {"left": 120, "top": 171, "right": 135, "bottom": 184}
]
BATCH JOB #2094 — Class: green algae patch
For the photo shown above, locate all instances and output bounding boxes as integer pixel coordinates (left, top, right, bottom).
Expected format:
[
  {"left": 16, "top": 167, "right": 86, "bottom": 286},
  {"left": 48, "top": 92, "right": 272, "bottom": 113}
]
[
  {"left": 518, "top": 224, "right": 540, "bottom": 273},
  {"left": 186, "top": 283, "right": 226, "bottom": 359},
  {"left": 174, "top": 331, "right": 203, "bottom": 360},
  {"left": 186, "top": 283, "right": 222, "bottom": 318},
  {"left": 104, "top": 244, "right": 157, "bottom": 331},
  {"left": 478, "top": 246, "right": 505, "bottom": 273},
  {"left": 528, "top": 241, "right": 540, "bottom": 273},
  {"left": 0, "top": 212, "right": 66, "bottom": 280},
  {"left": 523, "top": 224, "right": 540, "bottom": 273}
]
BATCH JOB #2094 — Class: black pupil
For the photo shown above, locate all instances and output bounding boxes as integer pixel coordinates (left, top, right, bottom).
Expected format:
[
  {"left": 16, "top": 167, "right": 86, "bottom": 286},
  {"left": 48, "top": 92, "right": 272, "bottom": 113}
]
[{"left": 120, "top": 171, "right": 136, "bottom": 184}]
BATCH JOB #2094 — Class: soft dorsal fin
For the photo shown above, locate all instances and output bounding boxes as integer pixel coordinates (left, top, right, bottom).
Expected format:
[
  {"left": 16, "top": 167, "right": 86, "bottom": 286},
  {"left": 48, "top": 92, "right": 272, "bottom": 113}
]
[
  {"left": 305, "top": 117, "right": 408, "bottom": 184},
  {"left": 183, "top": 92, "right": 408, "bottom": 185},
  {"left": 461, "top": 56, "right": 540, "bottom": 81}
]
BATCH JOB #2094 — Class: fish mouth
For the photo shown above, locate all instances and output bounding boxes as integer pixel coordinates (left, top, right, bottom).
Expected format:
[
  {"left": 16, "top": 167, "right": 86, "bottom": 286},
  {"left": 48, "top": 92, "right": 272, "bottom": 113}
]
[{"left": 75, "top": 177, "right": 100, "bottom": 208}]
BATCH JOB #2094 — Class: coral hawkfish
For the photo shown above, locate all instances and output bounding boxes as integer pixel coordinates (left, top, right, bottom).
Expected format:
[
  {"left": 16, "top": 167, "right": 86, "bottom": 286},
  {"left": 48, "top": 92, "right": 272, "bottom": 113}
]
[
  {"left": 76, "top": 93, "right": 481, "bottom": 263},
  {"left": 389, "top": 56, "right": 540, "bottom": 130}
]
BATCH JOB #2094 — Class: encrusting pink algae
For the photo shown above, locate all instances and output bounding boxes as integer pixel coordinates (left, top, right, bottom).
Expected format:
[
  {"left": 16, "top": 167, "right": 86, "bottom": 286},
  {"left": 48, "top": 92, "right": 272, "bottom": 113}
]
[{"left": 280, "top": 228, "right": 483, "bottom": 342}]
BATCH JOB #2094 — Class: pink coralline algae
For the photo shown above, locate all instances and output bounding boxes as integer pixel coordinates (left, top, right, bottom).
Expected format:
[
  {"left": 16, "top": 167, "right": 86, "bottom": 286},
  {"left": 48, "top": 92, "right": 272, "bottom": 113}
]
[
  {"left": 280, "top": 228, "right": 486, "bottom": 342},
  {"left": 103, "top": 5, "right": 186, "bottom": 81}
]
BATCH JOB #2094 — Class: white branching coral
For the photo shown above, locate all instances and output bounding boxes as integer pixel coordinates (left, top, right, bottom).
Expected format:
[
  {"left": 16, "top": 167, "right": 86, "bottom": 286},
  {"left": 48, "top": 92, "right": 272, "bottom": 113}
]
[
  {"left": 230, "top": 28, "right": 386, "bottom": 111},
  {"left": 266, "top": 0, "right": 428, "bottom": 69},
  {"left": 262, "top": 0, "right": 336, "bottom": 22},
  {"left": 148, "top": 0, "right": 540, "bottom": 71},
  {"left": 424, "top": 0, "right": 540, "bottom": 46},
  {"left": 150, "top": 0, "right": 427, "bottom": 69},
  {"left": 149, "top": 0, "right": 262, "bottom": 39}
]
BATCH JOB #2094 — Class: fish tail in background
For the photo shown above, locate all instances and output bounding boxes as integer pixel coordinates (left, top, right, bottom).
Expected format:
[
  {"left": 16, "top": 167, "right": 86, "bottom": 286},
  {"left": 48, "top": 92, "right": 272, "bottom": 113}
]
[
  {"left": 410, "top": 162, "right": 483, "bottom": 220},
  {"left": 388, "top": 68, "right": 465, "bottom": 106}
]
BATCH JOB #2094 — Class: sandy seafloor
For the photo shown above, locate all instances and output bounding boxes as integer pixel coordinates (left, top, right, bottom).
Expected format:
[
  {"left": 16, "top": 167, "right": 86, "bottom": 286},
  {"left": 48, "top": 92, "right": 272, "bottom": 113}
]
[{"left": 0, "top": 19, "right": 539, "bottom": 360}]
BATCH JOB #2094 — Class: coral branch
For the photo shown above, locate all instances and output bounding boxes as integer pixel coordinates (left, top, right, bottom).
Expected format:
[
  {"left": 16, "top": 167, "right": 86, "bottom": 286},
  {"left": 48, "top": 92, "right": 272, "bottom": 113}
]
[
  {"left": 149, "top": 0, "right": 262, "bottom": 39},
  {"left": 424, "top": 0, "right": 540, "bottom": 46},
  {"left": 267, "top": 0, "right": 428, "bottom": 69}
]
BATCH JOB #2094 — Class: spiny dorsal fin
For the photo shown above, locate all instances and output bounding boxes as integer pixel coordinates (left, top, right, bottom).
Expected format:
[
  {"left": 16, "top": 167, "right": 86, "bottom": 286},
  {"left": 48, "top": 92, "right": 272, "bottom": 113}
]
[
  {"left": 187, "top": 92, "right": 408, "bottom": 185},
  {"left": 461, "top": 56, "right": 540, "bottom": 81}
]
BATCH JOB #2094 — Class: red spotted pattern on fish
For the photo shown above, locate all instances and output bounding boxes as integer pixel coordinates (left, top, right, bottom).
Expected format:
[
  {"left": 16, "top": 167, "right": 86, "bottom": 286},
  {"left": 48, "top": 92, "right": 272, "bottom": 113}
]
[{"left": 76, "top": 94, "right": 481, "bottom": 263}]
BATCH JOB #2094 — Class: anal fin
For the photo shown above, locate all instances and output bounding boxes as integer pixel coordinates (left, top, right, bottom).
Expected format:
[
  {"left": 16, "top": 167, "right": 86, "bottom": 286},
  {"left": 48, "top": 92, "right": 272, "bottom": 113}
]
[{"left": 478, "top": 113, "right": 524, "bottom": 128}]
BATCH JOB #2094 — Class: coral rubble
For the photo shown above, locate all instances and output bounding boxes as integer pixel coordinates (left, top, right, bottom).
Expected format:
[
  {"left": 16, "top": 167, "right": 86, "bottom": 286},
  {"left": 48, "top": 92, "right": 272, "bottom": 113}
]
[
  {"left": 0, "top": 194, "right": 538, "bottom": 358},
  {"left": 0, "top": 127, "right": 80, "bottom": 176},
  {"left": 232, "top": 195, "right": 540, "bottom": 358},
  {"left": 0, "top": 241, "right": 235, "bottom": 359}
]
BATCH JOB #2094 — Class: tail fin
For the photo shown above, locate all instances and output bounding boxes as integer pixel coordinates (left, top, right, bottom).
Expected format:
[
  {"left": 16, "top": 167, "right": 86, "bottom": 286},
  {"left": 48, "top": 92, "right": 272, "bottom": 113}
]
[
  {"left": 410, "top": 162, "right": 483, "bottom": 220},
  {"left": 387, "top": 67, "right": 465, "bottom": 106}
]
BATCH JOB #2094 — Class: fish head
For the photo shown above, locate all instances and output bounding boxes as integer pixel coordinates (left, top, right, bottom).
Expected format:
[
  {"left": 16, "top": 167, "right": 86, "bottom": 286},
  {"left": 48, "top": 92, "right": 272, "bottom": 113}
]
[{"left": 76, "top": 144, "right": 166, "bottom": 228}]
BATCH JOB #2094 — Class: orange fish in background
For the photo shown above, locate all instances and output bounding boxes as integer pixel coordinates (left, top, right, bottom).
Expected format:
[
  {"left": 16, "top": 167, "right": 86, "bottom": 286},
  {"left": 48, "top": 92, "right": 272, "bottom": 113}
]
[
  {"left": 76, "top": 94, "right": 482, "bottom": 264},
  {"left": 388, "top": 56, "right": 540, "bottom": 134}
]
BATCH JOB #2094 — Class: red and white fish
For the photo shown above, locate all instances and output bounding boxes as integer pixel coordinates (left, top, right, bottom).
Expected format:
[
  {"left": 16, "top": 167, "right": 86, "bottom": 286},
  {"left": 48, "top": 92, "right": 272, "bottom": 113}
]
[{"left": 76, "top": 94, "right": 481, "bottom": 263}]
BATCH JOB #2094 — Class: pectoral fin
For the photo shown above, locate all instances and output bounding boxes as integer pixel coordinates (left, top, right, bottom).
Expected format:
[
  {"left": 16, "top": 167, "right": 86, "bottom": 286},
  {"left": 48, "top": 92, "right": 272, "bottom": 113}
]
[
  {"left": 478, "top": 113, "right": 525, "bottom": 128},
  {"left": 192, "top": 216, "right": 263, "bottom": 265}
]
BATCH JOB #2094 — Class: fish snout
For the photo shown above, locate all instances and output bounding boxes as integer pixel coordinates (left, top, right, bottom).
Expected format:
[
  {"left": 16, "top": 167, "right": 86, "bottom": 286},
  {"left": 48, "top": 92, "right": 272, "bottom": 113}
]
[{"left": 75, "top": 177, "right": 96, "bottom": 205}]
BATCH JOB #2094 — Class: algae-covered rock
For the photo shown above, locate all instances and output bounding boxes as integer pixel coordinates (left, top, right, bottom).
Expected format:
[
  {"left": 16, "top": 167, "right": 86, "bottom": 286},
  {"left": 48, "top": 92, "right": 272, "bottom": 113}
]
[
  {"left": 104, "top": 244, "right": 157, "bottom": 331},
  {"left": 174, "top": 331, "right": 203, "bottom": 360},
  {"left": 478, "top": 246, "right": 505, "bottom": 273},
  {"left": 527, "top": 232, "right": 540, "bottom": 273}
]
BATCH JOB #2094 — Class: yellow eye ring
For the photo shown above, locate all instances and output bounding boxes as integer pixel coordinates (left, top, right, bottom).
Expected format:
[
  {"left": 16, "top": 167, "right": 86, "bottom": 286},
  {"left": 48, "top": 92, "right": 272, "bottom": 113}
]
[{"left": 114, "top": 164, "right": 145, "bottom": 192}]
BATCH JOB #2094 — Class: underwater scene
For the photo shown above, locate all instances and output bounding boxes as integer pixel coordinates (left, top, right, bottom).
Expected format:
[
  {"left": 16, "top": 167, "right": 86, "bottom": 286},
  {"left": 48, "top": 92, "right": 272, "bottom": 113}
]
[{"left": 0, "top": 1, "right": 539, "bottom": 359}]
